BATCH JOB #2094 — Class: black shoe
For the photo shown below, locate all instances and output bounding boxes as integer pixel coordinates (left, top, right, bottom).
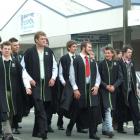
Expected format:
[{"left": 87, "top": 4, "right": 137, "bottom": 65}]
[
  {"left": 48, "top": 126, "right": 54, "bottom": 133},
  {"left": 134, "top": 127, "right": 140, "bottom": 135},
  {"left": 77, "top": 129, "right": 88, "bottom": 133},
  {"left": 12, "top": 129, "right": 21, "bottom": 134},
  {"left": 58, "top": 126, "right": 64, "bottom": 130},
  {"left": 117, "top": 129, "right": 127, "bottom": 134},
  {"left": 102, "top": 131, "right": 114, "bottom": 138},
  {"left": 89, "top": 134, "right": 100, "bottom": 140},
  {"left": 18, "top": 126, "right": 22, "bottom": 129},
  {"left": 66, "top": 128, "right": 71, "bottom": 136}
]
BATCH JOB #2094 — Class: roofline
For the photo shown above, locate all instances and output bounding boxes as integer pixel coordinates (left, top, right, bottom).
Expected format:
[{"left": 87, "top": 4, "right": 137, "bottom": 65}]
[
  {"left": 34, "top": 0, "right": 67, "bottom": 17},
  {"left": 97, "top": 0, "right": 113, "bottom": 7},
  {"left": 71, "top": 0, "right": 93, "bottom": 11},
  {"left": 67, "top": 3, "right": 140, "bottom": 18},
  {"left": 67, "top": 5, "right": 123, "bottom": 18},
  {"left": 0, "top": 0, "right": 28, "bottom": 31},
  {"left": 132, "top": 3, "right": 140, "bottom": 5},
  {"left": 1, "top": 0, "right": 140, "bottom": 31}
]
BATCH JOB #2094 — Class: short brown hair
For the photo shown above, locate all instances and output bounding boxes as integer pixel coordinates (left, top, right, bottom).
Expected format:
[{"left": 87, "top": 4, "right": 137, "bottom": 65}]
[
  {"left": 9, "top": 37, "right": 18, "bottom": 43},
  {"left": 104, "top": 46, "right": 114, "bottom": 53},
  {"left": 1, "top": 41, "right": 11, "bottom": 49},
  {"left": 34, "top": 31, "right": 46, "bottom": 43},
  {"left": 66, "top": 40, "right": 77, "bottom": 51},
  {"left": 80, "top": 41, "right": 92, "bottom": 51},
  {"left": 122, "top": 44, "right": 133, "bottom": 53}
]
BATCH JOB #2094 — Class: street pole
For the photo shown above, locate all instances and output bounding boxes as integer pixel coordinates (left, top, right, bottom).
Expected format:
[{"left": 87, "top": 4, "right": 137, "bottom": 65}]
[{"left": 123, "top": 0, "right": 131, "bottom": 46}]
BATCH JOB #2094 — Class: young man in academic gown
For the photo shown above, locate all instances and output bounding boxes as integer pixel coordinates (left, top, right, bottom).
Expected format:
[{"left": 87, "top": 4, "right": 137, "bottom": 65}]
[
  {"left": 98, "top": 47, "right": 123, "bottom": 138},
  {"left": 67, "top": 41, "right": 101, "bottom": 140},
  {"left": 57, "top": 40, "right": 77, "bottom": 130},
  {"left": 9, "top": 37, "right": 25, "bottom": 135},
  {"left": 22, "top": 31, "right": 58, "bottom": 140},
  {"left": 58, "top": 40, "right": 87, "bottom": 133},
  {"left": 118, "top": 45, "right": 140, "bottom": 135},
  {"left": 0, "top": 41, "right": 23, "bottom": 140}
]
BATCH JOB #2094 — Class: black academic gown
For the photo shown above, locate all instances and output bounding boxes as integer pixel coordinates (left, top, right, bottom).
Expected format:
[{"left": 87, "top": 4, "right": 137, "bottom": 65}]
[
  {"left": 118, "top": 59, "right": 140, "bottom": 124},
  {"left": 73, "top": 55, "right": 100, "bottom": 108},
  {"left": 98, "top": 59, "right": 123, "bottom": 110},
  {"left": 24, "top": 46, "right": 56, "bottom": 137},
  {"left": 71, "top": 55, "right": 102, "bottom": 128},
  {"left": 119, "top": 59, "right": 137, "bottom": 105},
  {"left": 59, "top": 54, "right": 74, "bottom": 113},
  {"left": 12, "top": 52, "right": 28, "bottom": 130},
  {"left": 24, "top": 46, "right": 54, "bottom": 101},
  {"left": 0, "top": 56, "right": 22, "bottom": 121}
]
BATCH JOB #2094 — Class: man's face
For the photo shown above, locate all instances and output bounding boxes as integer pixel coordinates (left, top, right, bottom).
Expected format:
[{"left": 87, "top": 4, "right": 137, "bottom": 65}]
[
  {"left": 104, "top": 50, "right": 114, "bottom": 60},
  {"left": 85, "top": 43, "right": 92, "bottom": 55},
  {"left": 89, "top": 51, "right": 95, "bottom": 59},
  {"left": 69, "top": 44, "right": 77, "bottom": 54},
  {"left": 2, "top": 45, "right": 12, "bottom": 57},
  {"left": 124, "top": 49, "right": 133, "bottom": 60},
  {"left": 36, "top": 35, "right": 47, "bottom": 47},
  {"left": 11, "top": 41, "right": 20, "bottom": 53}
]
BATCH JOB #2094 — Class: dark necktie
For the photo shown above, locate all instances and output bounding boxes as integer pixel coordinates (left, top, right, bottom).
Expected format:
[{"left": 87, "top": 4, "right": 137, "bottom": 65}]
[
  {"left": 85, "top": 56, "right": 90, "bottom": 77},
  {"left": 72, "top": 55, "right": 75, "bottom": 60}
]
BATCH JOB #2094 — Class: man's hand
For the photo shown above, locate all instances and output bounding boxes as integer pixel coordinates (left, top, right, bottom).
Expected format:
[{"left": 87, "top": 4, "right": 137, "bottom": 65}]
[
  {"left": 30, "top": 80, "right": 36, "bottom": 87},
  {"left": 106, "top": 85, "right": 111, "bottom": 91},
  {"left": 73, "top": 90, "right": 81, "bottom": 100},
  {"left": 109, "top": 85, "right": 115, "bottom": 93},
  {"left": 91, "top": 86, "right": 99, "bottom": 95},
  {"left": 49, "top": 79, "right": 55, "bottom": 87},
  {"left": 26, "top": 88, "right": 32, "bottom": 95}
]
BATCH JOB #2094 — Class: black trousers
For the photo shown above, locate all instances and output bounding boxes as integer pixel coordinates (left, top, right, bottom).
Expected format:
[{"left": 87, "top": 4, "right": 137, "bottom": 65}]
[
  {"left": 12, "top": 115, "right": 19, "bottom": 129},
  {"left": 57, "top": 112, "right": 83, "bottom": 130},
  {"left": 32, "top": 99, "right": 47, "bottom": 137},
  {"left": 44, "top": 101, "right": 53, "bottom": 127},
  {"left": 57, "top": 113, "right": 63, "bottom": 127},
  {"left": 67, "top": 100, "right": 98, "bottom": 136}
]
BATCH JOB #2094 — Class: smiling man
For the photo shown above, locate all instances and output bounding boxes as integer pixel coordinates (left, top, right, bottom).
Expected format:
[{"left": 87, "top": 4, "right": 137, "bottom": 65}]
[{"left": 67, "top": 41, "right": 101, "bottom": 140}]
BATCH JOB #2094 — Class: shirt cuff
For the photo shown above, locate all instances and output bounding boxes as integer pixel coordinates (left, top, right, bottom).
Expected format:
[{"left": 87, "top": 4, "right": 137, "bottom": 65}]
[
  {"left": 95, "top": 83, "right": 100, "bottom": 88},
  {"left": 24, "top": 79, "right": 31, "bottom": 89},
  {"left": 51, "top": 75, "right": 57, "bottom": 81},
  {"left": 72, "top": 85, "right": 78, "bottom": 91}
]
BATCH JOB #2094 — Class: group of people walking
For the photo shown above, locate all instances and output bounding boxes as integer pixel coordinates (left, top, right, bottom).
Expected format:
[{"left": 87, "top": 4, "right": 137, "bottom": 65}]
[{"left": 0, "top": 31, "right": 140, "bottom": 140}]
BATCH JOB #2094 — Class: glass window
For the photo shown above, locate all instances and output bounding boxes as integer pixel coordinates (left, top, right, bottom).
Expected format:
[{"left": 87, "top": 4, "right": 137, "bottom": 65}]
[{"left": 51, "top": 47, "right": 62, "bottom": 63}]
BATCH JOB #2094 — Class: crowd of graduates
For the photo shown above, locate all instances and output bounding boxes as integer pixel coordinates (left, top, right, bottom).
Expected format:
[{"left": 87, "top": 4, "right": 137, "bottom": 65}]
[{"left": 0, "top": 31, "right": 140, "bottom": 140}]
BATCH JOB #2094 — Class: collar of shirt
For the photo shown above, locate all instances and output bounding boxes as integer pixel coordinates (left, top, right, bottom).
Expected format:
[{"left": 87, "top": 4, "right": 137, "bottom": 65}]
[
  {"left": 122, "top": 58, "right": 131, "bottom": 64},
  {"left": 80, "top": 53, "right": 89, "bottom": 59},
  {"left": 2, "top": 55, "right": 12, "bottom": 61},
  {"left": 68, "top": 52, "right": 75, "bottom": 58},
  {"left": 80, "top": 53, "right": 90, "bottom": 65}
]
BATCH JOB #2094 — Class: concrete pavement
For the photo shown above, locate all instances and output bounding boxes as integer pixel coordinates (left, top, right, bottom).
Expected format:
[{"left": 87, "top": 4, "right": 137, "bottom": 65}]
[{"left": 5, "top": 111, "right": 140, "bottom": 140}]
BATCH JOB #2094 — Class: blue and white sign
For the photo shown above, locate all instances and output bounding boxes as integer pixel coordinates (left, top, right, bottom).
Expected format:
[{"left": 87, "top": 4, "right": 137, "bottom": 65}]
[{"left": 20, "top": 12, "right": 41, "bottom": 34}]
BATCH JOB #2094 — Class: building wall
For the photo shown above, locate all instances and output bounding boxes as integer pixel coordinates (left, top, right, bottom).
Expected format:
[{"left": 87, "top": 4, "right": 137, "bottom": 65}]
[{"left": 1, "top": 0, "right": 67, "bottom": 42}]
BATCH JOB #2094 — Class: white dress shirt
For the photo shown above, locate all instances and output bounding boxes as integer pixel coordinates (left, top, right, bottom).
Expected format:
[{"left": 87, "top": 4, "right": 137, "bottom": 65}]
[
  {"left": 69, "top": 53, "right": 101, "bottom": 91},
  {"left": 59, "top": 52, "right": 75, "bottom": 85},
  {"left": 2, "top": 56, "right": 12, "bottom": 61},
  {"left": 21, "top": 51, "right": 58, "bottom": 89}
]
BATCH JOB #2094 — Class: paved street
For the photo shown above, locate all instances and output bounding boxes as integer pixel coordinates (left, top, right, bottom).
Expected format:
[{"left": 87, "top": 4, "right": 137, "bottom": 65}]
[{"left": 2, "top": 111, "right": 140, "bottom": 140}]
